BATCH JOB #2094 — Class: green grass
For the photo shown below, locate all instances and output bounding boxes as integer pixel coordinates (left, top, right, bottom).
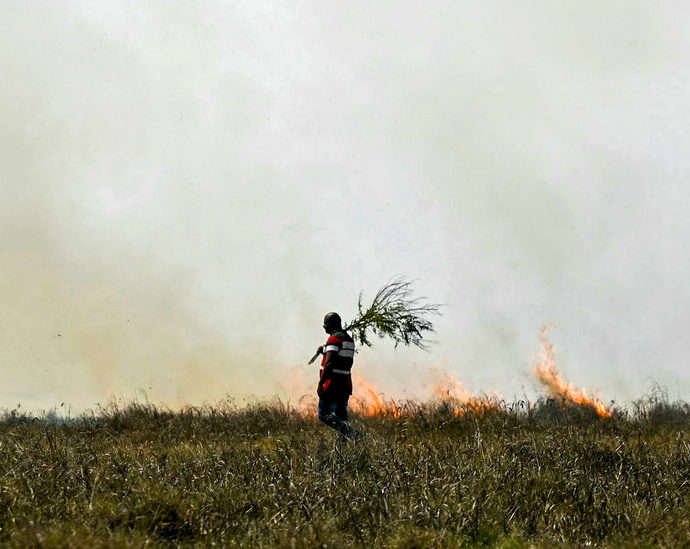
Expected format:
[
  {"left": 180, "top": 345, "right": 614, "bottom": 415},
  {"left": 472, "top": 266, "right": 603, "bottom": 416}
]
[{"left": 0, "top": 394, "right": 688, "bottom": 547}]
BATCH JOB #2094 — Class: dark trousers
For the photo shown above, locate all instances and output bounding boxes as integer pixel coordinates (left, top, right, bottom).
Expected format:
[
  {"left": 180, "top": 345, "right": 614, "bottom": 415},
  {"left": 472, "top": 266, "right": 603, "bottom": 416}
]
[{"left": 318, "top": 394, "right": 352, "bottom": 437}]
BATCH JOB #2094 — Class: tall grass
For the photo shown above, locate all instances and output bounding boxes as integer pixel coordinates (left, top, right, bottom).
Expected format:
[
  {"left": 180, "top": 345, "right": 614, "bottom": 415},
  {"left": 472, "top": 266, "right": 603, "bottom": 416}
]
[{"left": 0, "top": 394, "right": 687, "bottom": 547}]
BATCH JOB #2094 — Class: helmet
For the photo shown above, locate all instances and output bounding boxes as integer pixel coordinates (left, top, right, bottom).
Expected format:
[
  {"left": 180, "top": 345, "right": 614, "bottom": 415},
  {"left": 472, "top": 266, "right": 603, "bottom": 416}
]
[{"left": 323, "top": 312, "right": 342, "bottom": 331}]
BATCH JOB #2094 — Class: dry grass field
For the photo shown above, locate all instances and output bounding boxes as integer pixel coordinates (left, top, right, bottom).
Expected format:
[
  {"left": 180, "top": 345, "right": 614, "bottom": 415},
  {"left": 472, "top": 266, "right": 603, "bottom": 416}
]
[{"left": 0, "top": 393, "right": 688, "bottom": 548}]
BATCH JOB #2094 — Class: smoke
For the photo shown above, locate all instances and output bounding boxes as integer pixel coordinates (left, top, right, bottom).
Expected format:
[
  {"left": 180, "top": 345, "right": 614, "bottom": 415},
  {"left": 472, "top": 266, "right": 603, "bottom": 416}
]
[{"left": 2, "top": 2, "right": 690, "bottom": 410}]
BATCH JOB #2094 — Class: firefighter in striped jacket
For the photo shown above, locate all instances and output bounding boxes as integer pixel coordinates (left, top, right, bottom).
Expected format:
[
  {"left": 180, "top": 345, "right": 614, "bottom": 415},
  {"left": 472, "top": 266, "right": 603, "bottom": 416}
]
[{"left": 315, "top": 312, "right": 356, "bottom": 438}]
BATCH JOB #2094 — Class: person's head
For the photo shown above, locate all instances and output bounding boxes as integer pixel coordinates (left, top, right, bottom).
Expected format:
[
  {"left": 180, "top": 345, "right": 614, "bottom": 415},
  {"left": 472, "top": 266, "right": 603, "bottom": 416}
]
[{"left": 323, "top": 312, "right": 342, "bottom": 334}]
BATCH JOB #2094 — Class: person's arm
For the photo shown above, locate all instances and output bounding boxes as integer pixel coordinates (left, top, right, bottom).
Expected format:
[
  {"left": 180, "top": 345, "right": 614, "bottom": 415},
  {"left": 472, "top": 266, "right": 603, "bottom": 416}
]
[
  {"left": 317, "top": 350, "right": 338, "bottom": 394},
  {"left": 308, "top": 345, "right": 324, "bottom": 364}
]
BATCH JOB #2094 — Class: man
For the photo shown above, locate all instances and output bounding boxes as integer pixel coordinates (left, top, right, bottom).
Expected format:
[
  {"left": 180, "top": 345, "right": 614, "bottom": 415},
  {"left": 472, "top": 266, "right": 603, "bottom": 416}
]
[{"left": 314, "top": 312, "right": 356, "bottom": 438}]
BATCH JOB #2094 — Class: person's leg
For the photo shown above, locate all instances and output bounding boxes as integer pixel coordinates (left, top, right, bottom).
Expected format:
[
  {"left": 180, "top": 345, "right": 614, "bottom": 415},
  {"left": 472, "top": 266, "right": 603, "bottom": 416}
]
[
  {"left": 335, "top": 395, "right": 358, "bottom": 439},
  {"left": 335, "top": 395, "right": 349, "bottom": 423},
  {"left": 318, "top": 397, "right": 336, "bottom": 426},
  {"left": 318, "top": 395, "right": 351, "bottom": 436}
]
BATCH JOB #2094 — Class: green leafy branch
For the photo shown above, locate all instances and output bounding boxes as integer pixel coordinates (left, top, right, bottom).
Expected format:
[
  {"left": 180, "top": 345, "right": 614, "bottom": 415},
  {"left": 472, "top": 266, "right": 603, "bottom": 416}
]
[{"left": 345, "top": 278, "right": 442, "bottom": 350}]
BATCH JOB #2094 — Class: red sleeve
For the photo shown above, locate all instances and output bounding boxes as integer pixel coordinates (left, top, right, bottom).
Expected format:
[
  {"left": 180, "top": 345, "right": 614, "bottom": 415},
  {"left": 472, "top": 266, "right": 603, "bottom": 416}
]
[
  {"left": 324, "top": 335, "right": 342, "bottom": 353},
  {"left": 321, "top": 336, "right": 342, "bottom": 367}
]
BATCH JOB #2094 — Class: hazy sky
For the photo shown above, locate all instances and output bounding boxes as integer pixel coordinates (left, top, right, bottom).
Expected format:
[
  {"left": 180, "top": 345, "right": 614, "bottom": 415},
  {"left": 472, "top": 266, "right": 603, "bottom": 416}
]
[{"left": 2, "top": 1, "right": 689, "bottom": 410}]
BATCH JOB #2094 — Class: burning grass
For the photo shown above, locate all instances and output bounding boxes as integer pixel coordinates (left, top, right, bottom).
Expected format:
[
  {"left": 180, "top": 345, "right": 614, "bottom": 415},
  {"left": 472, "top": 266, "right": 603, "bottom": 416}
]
[
  {"left": 296, "top": 327, "right": 614, "bottom": 422},
  {"left": 534, "top": 327, "right": 612, "bottom": 418},
  {"left": 0, "top": 393, "right": 688, "bottom": 547}
]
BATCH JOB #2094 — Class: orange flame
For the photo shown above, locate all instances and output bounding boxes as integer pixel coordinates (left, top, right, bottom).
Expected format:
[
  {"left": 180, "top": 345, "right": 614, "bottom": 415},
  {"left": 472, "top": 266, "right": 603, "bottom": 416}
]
[
  {"left": 285, "top": 366, "right": 404, "bottom": 418},
  {"left": 428, "top": 369, "right": 501, "bottom": 415},
  {"left": 287, "top": 363, "right": 501, "bottom": 419},
  {"left": 351, "top": 374, "right": 403, "bottom": 418},
  {"left": 534, "top": 327, "right": 611, "bottom": 417}
]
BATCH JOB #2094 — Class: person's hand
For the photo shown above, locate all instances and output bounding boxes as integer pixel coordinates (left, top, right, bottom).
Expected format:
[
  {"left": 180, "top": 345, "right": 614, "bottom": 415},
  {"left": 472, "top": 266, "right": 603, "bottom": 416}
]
[
  {"left": 308, "top": 347, "right": 323, "bottom": 365},
  {"left": 317, "top": 378, "right": 331, "bottom": 397}
]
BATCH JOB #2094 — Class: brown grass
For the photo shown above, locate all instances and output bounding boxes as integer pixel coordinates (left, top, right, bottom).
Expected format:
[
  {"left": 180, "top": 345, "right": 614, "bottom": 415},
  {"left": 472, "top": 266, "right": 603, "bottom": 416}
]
[{"left": 0, "top": 391, "right": 688, "bottom": 547}]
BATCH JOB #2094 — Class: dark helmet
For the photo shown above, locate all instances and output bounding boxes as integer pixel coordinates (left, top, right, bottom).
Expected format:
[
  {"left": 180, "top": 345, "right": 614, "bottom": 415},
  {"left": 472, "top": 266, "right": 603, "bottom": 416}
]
[{"left": 323, "top": 312, "right": 342, "bottom": 331}]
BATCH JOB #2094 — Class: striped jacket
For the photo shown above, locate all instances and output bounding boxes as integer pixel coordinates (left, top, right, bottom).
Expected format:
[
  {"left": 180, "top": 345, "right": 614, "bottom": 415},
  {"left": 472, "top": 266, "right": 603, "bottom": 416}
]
[{"left": 319, "top": 330, "right": 355, "bottom": 396}]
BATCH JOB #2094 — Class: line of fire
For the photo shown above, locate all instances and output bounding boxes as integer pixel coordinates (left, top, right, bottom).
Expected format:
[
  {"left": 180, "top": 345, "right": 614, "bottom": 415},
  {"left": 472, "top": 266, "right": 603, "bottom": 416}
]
[{"left": 292, "top": 279, "right": 613, "bottom": 421}]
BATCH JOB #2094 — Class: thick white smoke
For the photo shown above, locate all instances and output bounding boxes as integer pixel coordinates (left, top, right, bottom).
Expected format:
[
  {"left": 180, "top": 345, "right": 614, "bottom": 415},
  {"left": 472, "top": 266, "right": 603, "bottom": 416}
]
[{"left": 1, "top": 1, "right": 690, "bottom": 410}]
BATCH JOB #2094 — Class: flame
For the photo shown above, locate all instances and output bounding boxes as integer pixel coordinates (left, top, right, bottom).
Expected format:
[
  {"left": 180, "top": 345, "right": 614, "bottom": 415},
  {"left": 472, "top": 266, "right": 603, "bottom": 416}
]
[
  {"left": 287, "top": 364, "right": 500, "bottom": 419},
  {"left": 534, "top": 327, "right": 611, "bottom": 417},
  {"left": 351, "top": 374, "right": 402, "bottom": 418},
  {"left": 428, "top": 369, "right": 501, "bottom": 415},
  {"left": 285, "top": 366, "right": 404, "bottom": 418}
]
